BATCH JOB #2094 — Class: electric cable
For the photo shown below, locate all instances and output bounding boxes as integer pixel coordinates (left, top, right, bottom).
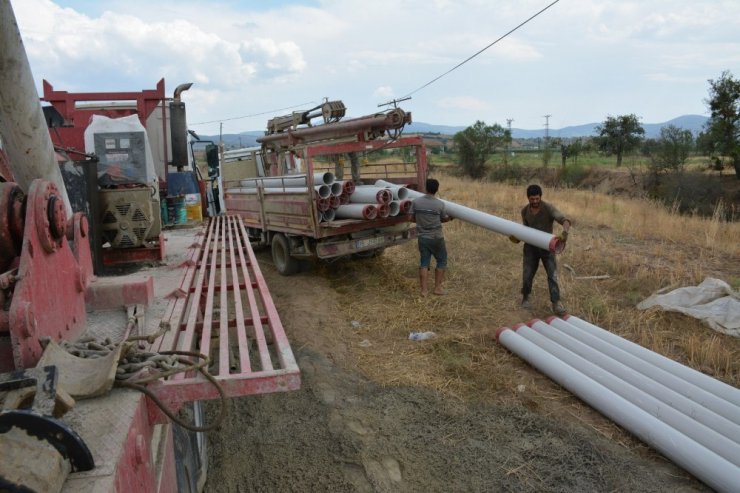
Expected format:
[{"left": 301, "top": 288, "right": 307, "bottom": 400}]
[{"left": 401, "top": 0, "right": 560, "bottom": 99}]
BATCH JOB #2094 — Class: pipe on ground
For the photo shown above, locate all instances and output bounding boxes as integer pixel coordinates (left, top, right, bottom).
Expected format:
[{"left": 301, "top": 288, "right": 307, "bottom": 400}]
[
  {"left": 528, "top": 319, "right": 740, "bottom": 445},
  {"left": 562, "top": 315, "right": 740, "bottom": 408},
  {"left": 514, "top": 323, "right": 740, "bottom": 466},
  {"left": 545, "top": 316, "right": 740, "bottom": 425},
  {"left": 376, "top": 180, "right": 564, "bottom": 253},
  {"left": 495, "top": 326, "right": 740, "bottom": 493}
]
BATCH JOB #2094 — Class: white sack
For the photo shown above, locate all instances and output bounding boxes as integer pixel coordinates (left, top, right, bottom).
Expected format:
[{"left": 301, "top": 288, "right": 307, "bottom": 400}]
[{"left": 637, "top": 278, "right": 740, "bottom": 337}]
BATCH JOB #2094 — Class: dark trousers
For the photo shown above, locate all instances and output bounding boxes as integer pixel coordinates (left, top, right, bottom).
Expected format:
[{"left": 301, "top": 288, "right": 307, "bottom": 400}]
[{"left": 522, "top": 244, "right": 560, "bottom": 303}]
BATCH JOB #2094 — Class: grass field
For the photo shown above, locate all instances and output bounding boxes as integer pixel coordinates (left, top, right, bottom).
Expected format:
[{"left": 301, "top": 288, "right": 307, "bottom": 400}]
[{"left": 318, "top": 173, "right": 740, "bottom": 409}]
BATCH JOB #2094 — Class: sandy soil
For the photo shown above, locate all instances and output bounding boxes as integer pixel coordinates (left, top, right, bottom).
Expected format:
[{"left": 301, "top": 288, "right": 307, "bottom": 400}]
[{"left": 204, "top": 251, "right": 710, "bottom": 493}]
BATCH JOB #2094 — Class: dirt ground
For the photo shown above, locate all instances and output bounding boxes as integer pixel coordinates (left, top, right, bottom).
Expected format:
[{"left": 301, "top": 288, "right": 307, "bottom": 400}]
[{"left": 203, "top": 250, "right": 711, "bottom": 493}]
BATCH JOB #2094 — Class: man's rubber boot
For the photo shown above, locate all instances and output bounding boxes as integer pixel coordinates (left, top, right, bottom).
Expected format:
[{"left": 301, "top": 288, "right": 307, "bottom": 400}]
[{"left": 552, "top": 301, "right": 567, "bottom": 316}]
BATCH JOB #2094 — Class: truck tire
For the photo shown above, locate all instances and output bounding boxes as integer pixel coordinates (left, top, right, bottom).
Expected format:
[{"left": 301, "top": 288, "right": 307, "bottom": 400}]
[{"left": 272, "top": 233, "right": 300, "bottom": 275}]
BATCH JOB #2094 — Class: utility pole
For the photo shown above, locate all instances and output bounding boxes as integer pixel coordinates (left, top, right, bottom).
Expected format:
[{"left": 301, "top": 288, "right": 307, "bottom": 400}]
[
  {"left": 543, "top": 114, "right": 552, "bottom": 167},
  {"left": 505, "top": 118, "right": 514, "bottom": 165}
]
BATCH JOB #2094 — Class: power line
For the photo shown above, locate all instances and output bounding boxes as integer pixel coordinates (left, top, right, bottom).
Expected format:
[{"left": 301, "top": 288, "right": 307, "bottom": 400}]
[
  {"left": 189, "top": 100, "right": 318, "bottom": 126},
  {"left": 401, "top": 0, "right": 560, "bottom": 99}
]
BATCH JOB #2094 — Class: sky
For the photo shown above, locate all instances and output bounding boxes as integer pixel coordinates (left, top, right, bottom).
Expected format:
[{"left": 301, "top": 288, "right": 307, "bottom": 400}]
[{"left": 9, "top": 0, "right": 740, "bottom": 136}]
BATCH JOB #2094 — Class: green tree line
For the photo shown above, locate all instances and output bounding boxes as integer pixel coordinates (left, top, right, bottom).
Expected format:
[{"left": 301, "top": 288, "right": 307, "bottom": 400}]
[{"left": 452, "top": 71, "right": 740, "bottom": 180}]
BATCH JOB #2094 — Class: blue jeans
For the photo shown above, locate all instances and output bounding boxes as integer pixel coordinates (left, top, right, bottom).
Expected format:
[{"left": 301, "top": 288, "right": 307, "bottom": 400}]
[
  {"left": 522, "top": 244, "right": 560, "bottom": 302},
  {"left": 418, "top": 237, "right": 447, "bottom": 269}
]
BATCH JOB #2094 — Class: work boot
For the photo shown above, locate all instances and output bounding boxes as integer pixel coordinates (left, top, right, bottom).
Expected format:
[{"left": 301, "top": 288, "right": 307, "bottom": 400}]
[
  {"left": 552, "top": 301, "right": 567, "bottom": 316},
  {"left": 521, "top": 296, "right": 532, "bottom": 310}
]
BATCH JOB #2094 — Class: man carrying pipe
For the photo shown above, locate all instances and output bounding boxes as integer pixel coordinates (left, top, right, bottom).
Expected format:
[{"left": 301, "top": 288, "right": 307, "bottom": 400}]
[
  {"left": 409, "top": 178, "right": 453, "bottom": 296},
  {"left": 511, "top": 184, "right": 571, "bottom": 315}
]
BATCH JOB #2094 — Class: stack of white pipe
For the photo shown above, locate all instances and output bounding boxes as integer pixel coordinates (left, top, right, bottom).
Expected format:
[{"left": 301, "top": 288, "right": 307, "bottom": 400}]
[
  {"left": 238, "top": 172, "right": 336, "bottom": 189},
  {"left": 334, "top": 203, "right": 378, "bottom": 220},
  {"left": 495, "top": 315, "right": 740, "bottom": 493},
  {"left": 338, "top": 183, "right": 411, "bottom": 220},
  {"left": 349, "top": 186, "right": 393, "bottom": 205},
  {"left": 375, "top": 179, "right": 565, "bottom": 253}
]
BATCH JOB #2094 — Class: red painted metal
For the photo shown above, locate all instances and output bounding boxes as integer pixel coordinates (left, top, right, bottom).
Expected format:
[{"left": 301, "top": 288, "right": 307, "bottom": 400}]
[
  {"left": 42, "top": 79, "right": 166, "bottom": 155},
  {"left": 6, "top": 179, "right": 92, "bottom": 369},
  {"left": 147, "top": 215, "right": 300, "bottom": 417},
  {"left": 114, "top": 396, "right": 160, "bottom": 493}
]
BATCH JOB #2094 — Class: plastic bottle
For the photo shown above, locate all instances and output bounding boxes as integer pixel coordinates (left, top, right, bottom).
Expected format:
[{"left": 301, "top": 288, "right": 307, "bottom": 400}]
[{"left": 408, "top": 331, "right": 436, "bottom": 341}]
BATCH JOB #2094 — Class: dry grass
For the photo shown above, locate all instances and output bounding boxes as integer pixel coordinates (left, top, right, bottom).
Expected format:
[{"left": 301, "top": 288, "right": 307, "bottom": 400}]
[{"left": 317, "top": 174, "right": 740, "bottom": 415}]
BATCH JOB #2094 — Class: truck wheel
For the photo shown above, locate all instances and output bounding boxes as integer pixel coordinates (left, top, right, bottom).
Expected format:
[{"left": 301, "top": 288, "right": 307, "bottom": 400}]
[{"left": 272, "top": 233, "right": 300, "bottom": 275}]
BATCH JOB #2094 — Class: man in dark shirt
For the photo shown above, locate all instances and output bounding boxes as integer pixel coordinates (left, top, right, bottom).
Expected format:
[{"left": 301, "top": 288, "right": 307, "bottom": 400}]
[
  {"left": 517, "top": 184, "right": 571, "bottom": 315},
  {"left": 409, "top": 178, "right": 452, "bottom": 296}
]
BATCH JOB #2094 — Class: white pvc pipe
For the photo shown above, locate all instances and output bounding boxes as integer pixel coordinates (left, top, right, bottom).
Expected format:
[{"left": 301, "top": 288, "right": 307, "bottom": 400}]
[
  {"left": 314, "top": 184, "right": 331, "bottom": 198},
  {"left": 335, "top": 204, "right": 377, "bottom": 220},
  {"left": 225, "top": 188, "right": 258, "bottom": 194},
  {"left": 546, "top": 316, "right": 740, "bottom": 426},
  {"left": 330, "top": 182, "right": 343, "bottom": 197},
  {"left": 316, "top": 197, "right": 330, "bottom": 212},
  {"left": 513, "top": 323, "right": 740, "bottom": 467},
  {"left": 399, "top": 199, "right": 412, "bottom": 214},
  {"left": 321, "top": 208, "right": 336, "bottom": 222},
  {"left": 562, "top": 315, "right": 740, "bottom": 408},
  {"left": 376, "top": 202, "right": 390, "bottom": 218},
  {"left": 339, "top": 192, "right": 350, "bottom": 205},
  {"left": 379, "top": 185, "right": 409, "bottom": 200},
  {"left": 529, "top": 319, "right": 740, "bottom": 444},
  {"left": 496, "top": 326, "right": 740, "bottom": 493},
  {"left": 351, "top": 186, "right": 392, "bottom": 205},
  {"left": 388, "top": 201, "right": 400, "bottom": 217},
  {"left": 240, "top": 171, "right": 335, "bottom": 188},
  {"left": 376, "top": 179, "right": 563, "bottom": 253},
  {"left": 340, "top": 180, "right": 356, "bottom": 195}
]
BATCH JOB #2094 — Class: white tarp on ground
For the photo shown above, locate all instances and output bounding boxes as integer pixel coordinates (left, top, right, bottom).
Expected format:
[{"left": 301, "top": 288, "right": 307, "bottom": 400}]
[{"left": 637, "top": 278, "right": 740, "bottom": 337}]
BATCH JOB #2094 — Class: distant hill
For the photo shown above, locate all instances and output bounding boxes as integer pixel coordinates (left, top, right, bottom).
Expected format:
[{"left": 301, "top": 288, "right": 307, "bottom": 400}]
[
  {"left": 406, "top": 115, "right": 709, "bottom": 139},
  {"left": 201, "top": 115, "right": 709, "bottom": 148}
]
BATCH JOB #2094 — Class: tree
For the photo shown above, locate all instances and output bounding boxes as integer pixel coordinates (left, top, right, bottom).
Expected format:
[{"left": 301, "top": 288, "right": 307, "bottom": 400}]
[
  {"left": 453, "top": 120, "right": 508, "bottom": 178},
  {"left": 703, "top": 70, "right": 740, "bottom": 178},
  {"left": 649, "top": 124, "right": 694, "bottom": 173},
  {"left": 557, "top": 139, "right": 583, "bottom": 168},
  {"left": 595, "top": 114, "right": 645, "bottom": 166}
]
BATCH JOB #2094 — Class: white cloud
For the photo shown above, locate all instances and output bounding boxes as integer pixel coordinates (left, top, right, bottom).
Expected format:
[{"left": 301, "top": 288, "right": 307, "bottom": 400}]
[
  {"left": 8, "top": 0, "right": 740, "bottom": 132},
  {"left": 438, "top": 96, "right": 491, "bottom": 112}
]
